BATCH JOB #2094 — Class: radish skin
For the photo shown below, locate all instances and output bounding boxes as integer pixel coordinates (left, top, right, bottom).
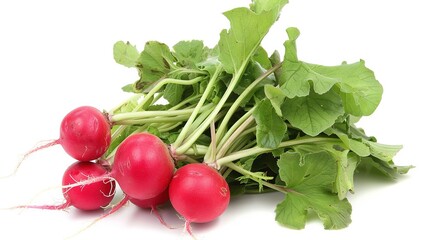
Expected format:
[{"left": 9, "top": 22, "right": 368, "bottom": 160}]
[
  {"left": 62, "top": 161, "right": 116, "bottom": 211},
  {"left": 169, "top": 163, "right": 230, "bottom": 236},
  {"left": 59, "top": 106, "right": 111, "bottom": 161},
  {"left": 34, "top": 133, "right": 174, "bottom": 218},
  {"left": 111, "top": 132, "right": 175, "bottom": 200},
  {"left": 8, "top": 161, "right": 115, "bottom": 211},
  {"left": 17, "top": 106, "right": 111, "bottom": 174}
]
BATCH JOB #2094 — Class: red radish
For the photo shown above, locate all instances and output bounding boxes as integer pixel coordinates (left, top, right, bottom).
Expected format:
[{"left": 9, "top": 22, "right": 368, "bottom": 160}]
[
  {"left": 59, "top": 106, "right": 111, "bottom": 161},
  {"left": 168, "top": 163, "right": 230, "bottom": 235},
  {"left": 10, "top": 161, "right": 115, "bottom": 211},
  {"left": 51, "top": 133, "right": 174, "bottom": 213},
  {"left": 22, "top": 106, "right": 111, "bottom": 163},
  {"left": 111, "top": 132, "right": 175, "bottom": 200},
  {"left": 62, "top": 161, "right": 116, "bottom": 211},
  {"left": 130, "top": 188, "right": 172, "bottom": 228}
]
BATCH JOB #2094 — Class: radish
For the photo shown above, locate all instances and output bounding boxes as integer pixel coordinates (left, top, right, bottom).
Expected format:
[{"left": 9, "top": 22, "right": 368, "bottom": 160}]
[
  {"left": 59, "top": 133, "right": 174, "bottom": 200},
  {"left": 168, "top": 163, "right": 230, "bottom": 235},
  {"left": 111, "top": 132, "right": 175, "bottom": 200},
  {"left": 62, "top": 161, "right": 116, "bottom": 211},
  {"left": 33, "top": 133, "right": 174, "bottom": 216},
  {"left": 10, "top": 161, "right": 115, "bottom": 211},
  {"left": 22, "top": 106, "right": 111, "bottom": 162}
]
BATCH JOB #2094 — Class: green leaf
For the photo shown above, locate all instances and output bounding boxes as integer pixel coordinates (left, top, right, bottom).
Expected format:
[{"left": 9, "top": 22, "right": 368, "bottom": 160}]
[
  {"left": 133, "top": 41, "right": 176, "bottom": 91},
  {"left": 282, "top": 89, "right": 344, "bottom": 136},
  {"left": 196, "top": 45, "right": 220, "bottom": 76},
  {"left": 326, "top": 60, "right": 383, "bottom": 116},
  {"left": 121, "top": 84, "right": 135, "bottom": 93},
  {"left": 362, "top": 140, "right": 402, "bottom": 162},
  {"left": 276, "top": 151, "right": 352, "bottom": 229},
  {"left": 113, "top": 94, "right": 140, "bottom": 114},
  {"left": 325, "top": 127, "right": 371, "bottom": 157},
  {"left": 264, "top": 85, "right": 286, "bottom": 117},
  {"left": 204, "top": 77, "right": 226, "bottom": 103},
  {"left": 279, "top": 28, "right": 383, "bottom": 116},
  {"left": 163, "top": 83, "right": 185, "bottom": 106},
  {"left": 238, "top": 155, "right": 257, "bottom": 172},
  {"left": 291, "top": 143, "right": 359, "bottom": 200},
  {"left": 357, "top": 156, "right": 413, "bottom": 178},
  {"left": 252, "top": 46, "right": 273, "bottom": 70},
  {"left": 325, "top": 146, "right": 360, "bottom": 199},
  {"left": 235, "top": 61, "right": 272, "bottom": 95},
  {"left": 218, "top": 0, "right": 288, "bottom": 74},
  {"left": 113, "top": 41, "right": 140, "bottom": 68},
  {"left": 138, "top": 41, "right": 175, "bottom": 73},
  {"left": 279, "top": 28, "right": 340, "bottom": 98},
  {"left": 173, "top": 40, "right": 208, "bottom": 68},
  {"left": 358, "top": 140, "right": 413, "bottom": 177},
  {"left": 253, "top": 99, "right": 287, "bottom": 148},
  {"left": 283, "top": 27, "right": 299, "bottom": 62}
]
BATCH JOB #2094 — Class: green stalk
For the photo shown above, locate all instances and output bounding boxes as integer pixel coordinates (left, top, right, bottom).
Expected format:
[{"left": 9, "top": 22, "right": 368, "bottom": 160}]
[
  {"left": 218, "top": 121, "right": 255, "bottom": 158},
  {"left": 135, "top": 76, "right": 204, "bottom": 111},
  {"left": 113, "top": 115, "right": 190, "bottom": 125},
  {"left": 240, "top": 139, "right": 257, "bottom": 154},
  {"left": 211, "top": 114, "right": 255, "bottom": 162},
  {"left": 169, "top": 94, "right": 202, "bottom": 110},
  {"left": 169, "top": 68, "right": 207, "bottom": 77},
  {"left": 183, "top": 144, "right": 209, "bottom": 156},
  {"left": 110, "top": 104, "right": 213, "bottom": 123},
  {"left": 109, "top": 77, "right": 204, "bottom": 145},
  {"left": 217, "top": 108, "right": 255, "bottom": 150},
  {"left": 216, "top": 137, "right": 340, "bottom": 167},
  {"left": 174, "top": 64, "right": 247, "bottom": 155},
  {"left": 204, "top": 107, "right": 256, "bottom": 162},
  {"left": 215, "top": 62, "right": 282, "bottom": 144},
  {"left": 173, "top": 65, "right": 223, "bottom": 149},
  {"left": 222, "top": 167, "right": 234, "bottom": 179},
  {"left": 225, "top": 162, "right": 272, "bottom": 181},
  {"left": 183, "top": 106, "right": 214, "bottom": 138},
  {"left": 224, "top": 162, "right": 291, "bottom": 194},
  {"left": 181, "top": 109, "right": 228, "bottom": 147},
  {"left": 224, "top": 133, "right": 254, "bottom": 156},
  {"left": 156, "top": 122, "right": 183, "bottom": 133}
]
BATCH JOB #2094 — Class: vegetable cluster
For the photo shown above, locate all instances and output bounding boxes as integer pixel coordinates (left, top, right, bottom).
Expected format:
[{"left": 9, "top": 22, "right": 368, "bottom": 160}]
[
  {"left": 109, "top": 0, "right": 411, "bottom": 230},
  {"left": 9, "top": 0, "right": 412, "bottom": 235}
]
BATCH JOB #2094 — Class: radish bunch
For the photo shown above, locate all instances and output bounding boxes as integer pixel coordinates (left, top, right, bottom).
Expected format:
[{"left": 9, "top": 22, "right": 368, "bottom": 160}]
[
  {"left": 6, "top": 0, "right": 411, "bottom": 238},
  {"left": 14, "top": 104, "right": 231, "bottom": 234},
  {"left": 12, "top": 106, "right": 117, "bottom": 212}
]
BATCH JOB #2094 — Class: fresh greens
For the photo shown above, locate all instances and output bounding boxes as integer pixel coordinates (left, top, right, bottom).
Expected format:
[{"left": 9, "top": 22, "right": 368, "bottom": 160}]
[
  {"left": 276, "top": 151, "right": 352, "bottom": 229},
  {"left": 109, "top": 0, "right": 412, "bottom": 230},
  {"left": 278, "top": 27, "right": 384, "bottom": 135},
  {"left": 282, "top": 88, "right": 344, "bottom": 136},
  {"left": 254, "top": 99, "right": 287, "bottom": 148}
]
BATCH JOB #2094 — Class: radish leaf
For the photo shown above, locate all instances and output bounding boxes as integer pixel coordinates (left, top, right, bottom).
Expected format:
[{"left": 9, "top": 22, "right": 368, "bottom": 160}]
[
  {"left": 113, "top": 41, "right": 140, "bottom": 68},
  {"left": 218, "top": 0, "right": 288, "bottom": 74},
  {"left": 254, "top": 99, "right": 287, "bottom": 148},
  {"left": 276, "top": 151, "right": 352, "bottom": 229},
  {"left": 282, "top": 89, "right": 344, "bottom": 136}
]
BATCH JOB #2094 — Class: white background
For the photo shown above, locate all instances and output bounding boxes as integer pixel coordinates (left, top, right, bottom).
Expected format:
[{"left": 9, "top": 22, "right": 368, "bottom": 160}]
[{"left": 0, "top": 0, "right": 428, "bottom": 239}]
